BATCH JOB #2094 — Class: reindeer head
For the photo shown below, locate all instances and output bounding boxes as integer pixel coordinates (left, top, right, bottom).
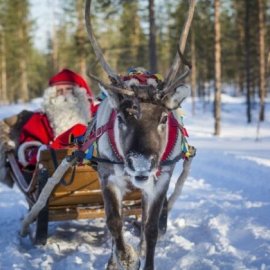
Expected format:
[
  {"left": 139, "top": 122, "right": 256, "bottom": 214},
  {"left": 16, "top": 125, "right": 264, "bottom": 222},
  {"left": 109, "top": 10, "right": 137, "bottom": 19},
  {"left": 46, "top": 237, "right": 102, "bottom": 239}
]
[
  {"left": 85, "top": 0, "right": 195, "bottom": 184},
  {"left": 113, "top": 96, "right": 170, "bottom": 182}
]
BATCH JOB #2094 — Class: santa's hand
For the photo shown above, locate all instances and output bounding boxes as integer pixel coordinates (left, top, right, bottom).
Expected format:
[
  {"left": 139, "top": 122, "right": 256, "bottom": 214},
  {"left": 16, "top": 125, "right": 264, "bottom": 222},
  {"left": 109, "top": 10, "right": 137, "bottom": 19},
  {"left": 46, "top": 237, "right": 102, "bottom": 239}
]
[{"left": 18, "top": 141, "right": 42, "bottom": 167}]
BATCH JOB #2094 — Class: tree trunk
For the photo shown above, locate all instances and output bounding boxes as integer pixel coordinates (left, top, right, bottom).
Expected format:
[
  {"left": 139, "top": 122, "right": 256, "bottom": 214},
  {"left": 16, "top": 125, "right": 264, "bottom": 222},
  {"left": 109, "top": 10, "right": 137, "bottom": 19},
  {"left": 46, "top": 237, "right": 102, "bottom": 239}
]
[
  {"left": 234, "top": 0, "right": 245, "bottom": 95},
  {"left": 0, "top": 29, "right": 8, "bottom": 103},
  {"left": 214, "top": 0, "right": 221, "bottom": 136},
  {"left": 149, "top": 0, "right": 157, "bottom": 73},
  {"left": 19, "top": 58, "right": 29, "bottom": 102},
  {"left": 191, "top": 30, "right": 196, "bottom": 115},
  {"left": 258, "top": 0, "right": 266, "bottom": 121},
  {"left": 51, "top": 1, "right": 58, "bottom": 73},
  {"left": 245, "top": 0, "right": 252, "bottom": 123},
  {"left": 19, "top": 26, "right": 29, "bottom": 102},
  {"left": 76, "top": 0, "right": 87, "bottom": 78}
]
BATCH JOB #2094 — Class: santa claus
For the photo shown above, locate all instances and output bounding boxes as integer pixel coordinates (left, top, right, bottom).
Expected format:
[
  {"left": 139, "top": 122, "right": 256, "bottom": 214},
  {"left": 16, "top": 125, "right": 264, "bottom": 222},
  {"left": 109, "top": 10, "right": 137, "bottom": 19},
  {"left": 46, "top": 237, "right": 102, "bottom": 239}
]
[
  {"left": 17, "top": 68, "right": 95, "bottom": 167},
  {"left": 0, "top": 69, "right": 95, "bottom": 187}
]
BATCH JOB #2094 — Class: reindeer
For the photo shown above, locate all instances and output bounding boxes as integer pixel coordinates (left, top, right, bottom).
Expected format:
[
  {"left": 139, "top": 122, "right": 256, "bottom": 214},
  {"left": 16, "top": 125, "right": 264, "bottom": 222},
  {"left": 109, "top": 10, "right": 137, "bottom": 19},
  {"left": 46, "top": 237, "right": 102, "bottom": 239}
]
[{"left": 85, "top": 0, "right": 196, "bottom": 269}]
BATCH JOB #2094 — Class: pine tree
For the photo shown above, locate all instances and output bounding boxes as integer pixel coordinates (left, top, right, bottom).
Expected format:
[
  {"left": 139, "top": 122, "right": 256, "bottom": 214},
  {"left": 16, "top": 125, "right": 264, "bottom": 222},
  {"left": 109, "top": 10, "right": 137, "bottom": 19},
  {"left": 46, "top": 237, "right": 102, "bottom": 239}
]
[
  {"left": 233, "top": 0, "right": 245, "bottom": 95},
  {"left": 2, "top": 0, "right": 33, "bottom": 102},
  {"left": 257, "top": 0, "right": 266, "bottom": 121},
  {"left": 214, "top": 0, "right": 222, "bottom": 136},
  {"left": 244, "top": 0, "right": 252, "bottom": 123},
  {"left": 0, "top": 25, "right": 7, "bottom": 104},
  {"left": 117, "top": 1, "right": 147, "bottom": 73},
  {"left": 0, "top": 0, "right": 7, "bottom": 103},
  {"left": 149, "top": 0, "right": 157, "bottom": 73}
]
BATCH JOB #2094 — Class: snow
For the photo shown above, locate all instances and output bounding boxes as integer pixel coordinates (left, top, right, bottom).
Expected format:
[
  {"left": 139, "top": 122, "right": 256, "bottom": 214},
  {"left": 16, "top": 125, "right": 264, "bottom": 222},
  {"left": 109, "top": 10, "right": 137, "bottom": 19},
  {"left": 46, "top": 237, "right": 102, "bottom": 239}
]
[{"left": 1, "top": 94, "right": 270, "bottom": 270}]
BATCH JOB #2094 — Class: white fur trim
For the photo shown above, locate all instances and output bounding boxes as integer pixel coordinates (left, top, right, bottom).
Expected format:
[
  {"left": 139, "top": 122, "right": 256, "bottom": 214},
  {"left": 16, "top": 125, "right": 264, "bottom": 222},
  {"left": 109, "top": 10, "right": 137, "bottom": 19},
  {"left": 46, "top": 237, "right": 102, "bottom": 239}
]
[
  {"left": 147, "top": 78, "right": 158, "bottom": 87},
  {"left": 125, "top": 78, "right": 140, "bottom": 88},
  {"left": 18, "top": 141, "right": 42, "bottom": 167}
]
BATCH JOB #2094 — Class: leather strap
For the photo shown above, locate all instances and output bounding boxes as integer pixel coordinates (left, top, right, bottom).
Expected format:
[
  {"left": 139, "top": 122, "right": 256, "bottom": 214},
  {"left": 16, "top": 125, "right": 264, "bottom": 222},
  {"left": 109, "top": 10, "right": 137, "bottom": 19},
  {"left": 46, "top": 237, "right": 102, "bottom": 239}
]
[{"left": 79, "top": 112, "right": 115, "bottom": 152}]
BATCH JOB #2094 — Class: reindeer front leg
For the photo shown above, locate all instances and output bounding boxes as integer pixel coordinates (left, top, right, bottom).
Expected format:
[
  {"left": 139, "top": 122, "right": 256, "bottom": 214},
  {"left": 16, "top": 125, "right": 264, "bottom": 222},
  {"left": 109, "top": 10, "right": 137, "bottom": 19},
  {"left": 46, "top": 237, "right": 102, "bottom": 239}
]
[
  {"left": 99, "top": 169, "right": 140, "bottom": 270},
  {"left": 142, "top": 175, "right": 170, "bottom": 270}
]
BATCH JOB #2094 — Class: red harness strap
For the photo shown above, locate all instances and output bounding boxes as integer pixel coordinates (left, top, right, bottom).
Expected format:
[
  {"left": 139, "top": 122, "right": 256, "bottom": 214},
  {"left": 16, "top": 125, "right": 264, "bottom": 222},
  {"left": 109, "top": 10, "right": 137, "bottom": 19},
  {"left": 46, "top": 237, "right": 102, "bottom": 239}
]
[
  {"left": 108, "top": 111, "right": 124, "bottom": 161},
  {"left": 79, "top": 111, "right": 116, "bottom": 152}
]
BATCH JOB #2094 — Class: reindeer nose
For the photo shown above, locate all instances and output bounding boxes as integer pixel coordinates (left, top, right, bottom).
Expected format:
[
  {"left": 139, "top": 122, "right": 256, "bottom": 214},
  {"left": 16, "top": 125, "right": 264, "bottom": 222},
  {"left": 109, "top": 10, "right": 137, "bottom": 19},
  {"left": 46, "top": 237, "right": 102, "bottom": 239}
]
[
  {"left": 126, "top": 153, "right": 157, "bottom": 172},
  {"left": 134, "top": 175, "right": 148, "bottom": 181}
]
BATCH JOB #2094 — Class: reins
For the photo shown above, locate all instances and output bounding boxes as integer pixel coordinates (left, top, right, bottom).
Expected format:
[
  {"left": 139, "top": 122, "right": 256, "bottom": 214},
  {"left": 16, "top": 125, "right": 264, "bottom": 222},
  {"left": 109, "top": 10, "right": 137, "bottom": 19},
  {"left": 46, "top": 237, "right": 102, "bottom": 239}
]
[{"left": 50, "top": 148, "right": 76, "bottom": 186}]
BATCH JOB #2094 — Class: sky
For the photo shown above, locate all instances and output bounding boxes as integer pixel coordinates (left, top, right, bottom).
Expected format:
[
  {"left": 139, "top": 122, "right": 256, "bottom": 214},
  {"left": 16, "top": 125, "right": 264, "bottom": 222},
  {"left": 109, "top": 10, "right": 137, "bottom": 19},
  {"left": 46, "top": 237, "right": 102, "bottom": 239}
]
[
  {"left": 30, "top": 0, "right": 62, "bottom": 52},
  {"left": 29, "top": 0, "right": 50, "bottom": 51},
  {"left": 0, "top": 92, "right": 270, "bottom": 269}
]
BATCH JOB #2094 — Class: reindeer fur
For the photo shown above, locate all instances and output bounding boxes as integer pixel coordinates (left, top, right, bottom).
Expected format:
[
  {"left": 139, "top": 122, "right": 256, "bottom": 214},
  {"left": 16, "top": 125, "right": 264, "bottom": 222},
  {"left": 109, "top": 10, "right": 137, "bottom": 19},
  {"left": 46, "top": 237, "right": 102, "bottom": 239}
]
[{"left": 96, "top": 97, "right": 185, "bottom": 270}]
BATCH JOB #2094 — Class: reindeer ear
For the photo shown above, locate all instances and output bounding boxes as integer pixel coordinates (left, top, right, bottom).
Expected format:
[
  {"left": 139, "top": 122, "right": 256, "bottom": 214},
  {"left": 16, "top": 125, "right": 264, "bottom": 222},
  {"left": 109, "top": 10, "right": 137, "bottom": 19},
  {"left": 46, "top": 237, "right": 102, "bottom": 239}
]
[
  {"left": 98, "top": 84, "right": 120, "bottom": 109},
  {"left": 162, "top": 84, "right": 190, "bottom": 110}
]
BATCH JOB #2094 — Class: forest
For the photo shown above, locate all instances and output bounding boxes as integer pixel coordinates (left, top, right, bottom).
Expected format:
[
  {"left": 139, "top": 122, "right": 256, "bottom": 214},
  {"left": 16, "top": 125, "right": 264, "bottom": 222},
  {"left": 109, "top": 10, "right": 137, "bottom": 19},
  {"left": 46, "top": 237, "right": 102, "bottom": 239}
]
[
  {"left": 0, "top": 0, "right": 269, "bottom": 135},
  {"left": 0, "top": 2, "right": 270, "bottom": 268}
]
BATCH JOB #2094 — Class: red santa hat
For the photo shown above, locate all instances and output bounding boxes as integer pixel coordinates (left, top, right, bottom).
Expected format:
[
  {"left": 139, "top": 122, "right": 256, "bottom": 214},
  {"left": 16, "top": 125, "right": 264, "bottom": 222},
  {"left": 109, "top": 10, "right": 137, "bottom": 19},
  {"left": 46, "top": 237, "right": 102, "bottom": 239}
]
[{"left": 49, "top": 68, "right": 93, "bottom": 98}]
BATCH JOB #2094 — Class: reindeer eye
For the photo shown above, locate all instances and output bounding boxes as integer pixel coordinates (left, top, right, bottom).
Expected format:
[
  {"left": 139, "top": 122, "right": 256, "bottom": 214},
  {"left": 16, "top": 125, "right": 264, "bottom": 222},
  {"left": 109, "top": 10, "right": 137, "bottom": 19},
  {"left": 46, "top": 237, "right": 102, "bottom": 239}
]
[
  {"left": 118, "top": 114, "right": 126, "bottom": 126},
  {"left": 160, "top": 114, "right": 168, "bottom": 125}
]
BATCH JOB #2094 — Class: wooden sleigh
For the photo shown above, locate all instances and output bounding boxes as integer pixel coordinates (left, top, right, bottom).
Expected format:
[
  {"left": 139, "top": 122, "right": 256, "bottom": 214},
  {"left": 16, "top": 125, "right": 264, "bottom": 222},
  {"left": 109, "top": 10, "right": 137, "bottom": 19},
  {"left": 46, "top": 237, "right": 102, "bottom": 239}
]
[{"left": 7, "top": 148, "right": 142, "bottom": 245}]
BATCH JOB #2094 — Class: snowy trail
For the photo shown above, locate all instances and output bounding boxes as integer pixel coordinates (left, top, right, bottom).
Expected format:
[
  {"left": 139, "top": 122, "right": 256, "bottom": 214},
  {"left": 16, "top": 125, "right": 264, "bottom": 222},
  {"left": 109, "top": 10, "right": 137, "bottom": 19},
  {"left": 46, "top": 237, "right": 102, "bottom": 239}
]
[{"left": 0, "top": 97, "right": 270, "bottom": 270}]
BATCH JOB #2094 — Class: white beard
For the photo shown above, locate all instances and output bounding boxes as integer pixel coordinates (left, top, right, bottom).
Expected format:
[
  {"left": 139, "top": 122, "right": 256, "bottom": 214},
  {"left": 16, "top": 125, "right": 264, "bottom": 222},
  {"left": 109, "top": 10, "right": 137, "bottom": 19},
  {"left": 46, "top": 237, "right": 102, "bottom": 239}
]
[{"left": 42, "top": 86, "right": 91, "bottom": 137}]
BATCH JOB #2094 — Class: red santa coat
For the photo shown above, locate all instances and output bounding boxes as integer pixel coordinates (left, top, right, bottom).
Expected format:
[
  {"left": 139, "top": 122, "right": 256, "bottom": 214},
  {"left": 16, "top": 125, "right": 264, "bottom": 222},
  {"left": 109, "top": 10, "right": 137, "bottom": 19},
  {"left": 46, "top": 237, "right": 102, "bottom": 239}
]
[{"left": 19, "top": 112, "right": 87, "bottom": 165}]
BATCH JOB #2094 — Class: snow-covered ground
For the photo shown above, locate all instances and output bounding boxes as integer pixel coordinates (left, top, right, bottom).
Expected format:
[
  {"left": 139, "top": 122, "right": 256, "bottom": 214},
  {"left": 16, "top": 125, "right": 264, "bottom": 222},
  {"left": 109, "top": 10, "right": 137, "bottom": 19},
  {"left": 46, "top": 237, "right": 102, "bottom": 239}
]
[{"left": 0, "top": 94, "right": 270, "bottom": 270}]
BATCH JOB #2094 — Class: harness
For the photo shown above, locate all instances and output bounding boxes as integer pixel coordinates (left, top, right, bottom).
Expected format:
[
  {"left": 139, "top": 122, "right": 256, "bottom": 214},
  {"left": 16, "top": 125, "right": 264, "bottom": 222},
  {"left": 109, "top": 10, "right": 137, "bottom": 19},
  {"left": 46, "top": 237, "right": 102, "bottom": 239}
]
[
  {"left": 74, "top": 109, "right": 194, "bottom": 169},
  {"left": 72, "top": 68, "right": 196, "bottom": 168}
]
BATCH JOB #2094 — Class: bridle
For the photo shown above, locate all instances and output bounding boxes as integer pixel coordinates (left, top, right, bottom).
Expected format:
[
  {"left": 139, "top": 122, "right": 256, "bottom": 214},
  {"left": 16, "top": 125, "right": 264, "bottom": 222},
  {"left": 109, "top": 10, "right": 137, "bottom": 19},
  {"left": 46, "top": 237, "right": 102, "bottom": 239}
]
[{"left": 74, "top": 107, "right": 191, "bottom": 171}]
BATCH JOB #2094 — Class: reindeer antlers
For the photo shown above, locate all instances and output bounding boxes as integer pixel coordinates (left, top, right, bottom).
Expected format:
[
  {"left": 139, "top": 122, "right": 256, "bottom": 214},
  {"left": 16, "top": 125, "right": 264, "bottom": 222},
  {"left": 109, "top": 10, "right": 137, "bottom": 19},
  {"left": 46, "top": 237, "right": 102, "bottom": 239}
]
[
  {"left": 161, "top": 49, "right": 192, "bottom": 98},
  {"left": 88, "top": 72, "right": 135, "bottom": 97},
  {"left": 85, "top": 0, "right": 120, "bottom": 83},
  {"left": 164, "top": 0, "right": 196, "bottom": 86},
  {"left": 85, "top": 0, "right": 196, "bottom": 103}
]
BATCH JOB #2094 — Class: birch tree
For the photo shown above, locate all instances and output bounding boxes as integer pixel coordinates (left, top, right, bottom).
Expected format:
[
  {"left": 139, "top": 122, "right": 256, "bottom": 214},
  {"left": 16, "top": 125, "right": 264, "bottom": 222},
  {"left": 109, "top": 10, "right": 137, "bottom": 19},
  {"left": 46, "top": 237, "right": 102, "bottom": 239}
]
[{"left": 149, "top": 0, "right": 157, "bottom": 73}]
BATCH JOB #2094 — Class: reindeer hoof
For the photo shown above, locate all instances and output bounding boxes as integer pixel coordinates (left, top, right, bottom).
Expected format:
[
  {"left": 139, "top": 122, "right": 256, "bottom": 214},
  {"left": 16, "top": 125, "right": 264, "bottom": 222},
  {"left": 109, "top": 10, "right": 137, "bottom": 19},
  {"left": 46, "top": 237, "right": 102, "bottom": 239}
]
[
  {"left": 116, "top": 244, "right": 140, "bottom": 270},
  {"left": 106, "top": 254, "right": 118, "bottom": 270}
]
